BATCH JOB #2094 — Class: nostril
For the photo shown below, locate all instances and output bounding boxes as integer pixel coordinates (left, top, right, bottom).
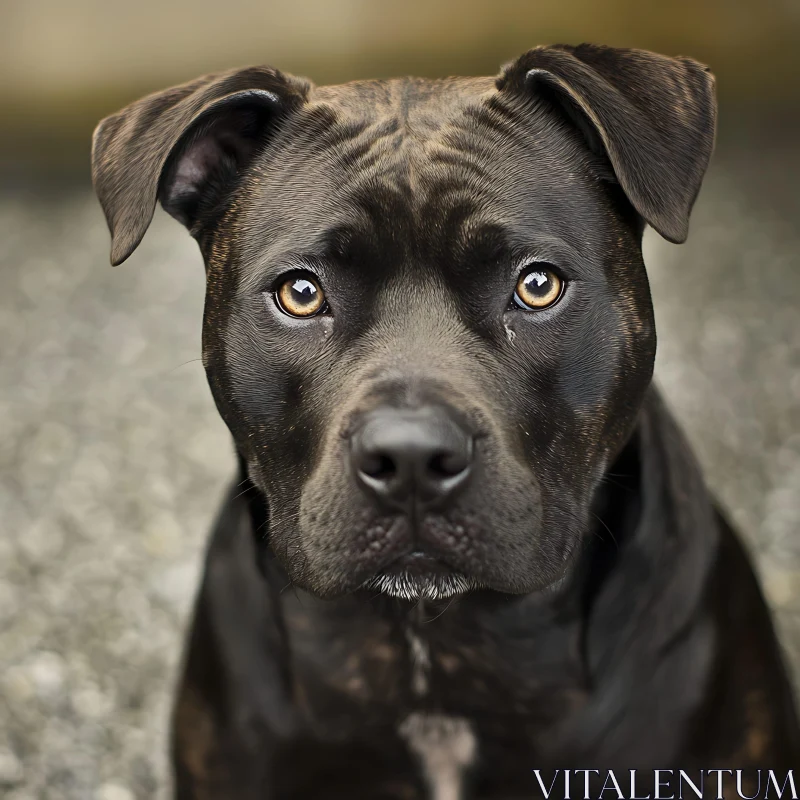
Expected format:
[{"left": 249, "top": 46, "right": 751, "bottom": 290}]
[
  {"left": 350, "top": 408, "right": 473, "bottom": 505},
  {"left": 360, "top": 452, "right": 397, "bottom": 481},
  {"left": 428, "top": 450, "right": 470, "bottom": 478}
]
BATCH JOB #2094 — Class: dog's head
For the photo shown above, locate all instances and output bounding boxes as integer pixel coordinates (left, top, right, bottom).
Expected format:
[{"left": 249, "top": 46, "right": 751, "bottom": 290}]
[{"left": 92, "top": 45, "right": 716, "bottom": 600}]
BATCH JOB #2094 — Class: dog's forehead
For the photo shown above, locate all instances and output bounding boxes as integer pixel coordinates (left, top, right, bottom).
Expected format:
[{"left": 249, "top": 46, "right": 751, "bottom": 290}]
[
  {"left": 310, "top": 76, "right": 497, "bottom": 129},
  {"left": 233, "top": 75, "right": 613, "bottom": 282}
]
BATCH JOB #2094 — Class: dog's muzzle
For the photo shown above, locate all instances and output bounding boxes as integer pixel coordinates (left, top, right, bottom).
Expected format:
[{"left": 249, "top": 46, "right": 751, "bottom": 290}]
[{"left": 347, "top": 405, "right": 482, "bottom": 600}]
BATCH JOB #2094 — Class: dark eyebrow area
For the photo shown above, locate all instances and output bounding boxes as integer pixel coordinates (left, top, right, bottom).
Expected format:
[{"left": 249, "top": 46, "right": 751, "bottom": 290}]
[
  {"left": 451, "top": 219, "right": 509, "bottom": 267},
  {"left": 451, "top": 213, "right": 586, "bottom": 276},
  {"left": 238, "top": 216, "right": 386, "bottom": 294}
]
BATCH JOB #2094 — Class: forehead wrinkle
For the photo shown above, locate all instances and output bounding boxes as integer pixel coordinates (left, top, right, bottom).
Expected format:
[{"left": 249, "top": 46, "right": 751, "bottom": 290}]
[
  {"left": 310, "top": 77, "right": 500, "bottom": 205},
  {"left": 404, "top": 93, "right": 602, "bottom": 237},
  {"left": 311, "top": 77, "right": 495, "bottom": 127},
  {"left": 300, "top": 81, "right": 514, "bottom": 220}
]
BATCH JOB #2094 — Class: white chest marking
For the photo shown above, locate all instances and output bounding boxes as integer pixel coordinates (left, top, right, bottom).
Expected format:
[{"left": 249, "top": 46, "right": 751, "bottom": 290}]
[{"left": 399, "top": 712, "right": 477, "bottom": 800}]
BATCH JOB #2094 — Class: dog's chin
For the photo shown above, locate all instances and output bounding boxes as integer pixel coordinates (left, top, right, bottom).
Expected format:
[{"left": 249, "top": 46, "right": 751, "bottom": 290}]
[
  {"left": 359, "top": 551, "right": 483, "bottom": 601},
  {"left": 362, "top": 570, "right": 481, "bottom": 601}
]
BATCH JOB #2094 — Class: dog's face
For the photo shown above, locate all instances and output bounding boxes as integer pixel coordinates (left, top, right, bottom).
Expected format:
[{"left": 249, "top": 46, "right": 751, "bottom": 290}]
[
  {"left": 205, "top": 80, "right": 658, "bottom": 600},
  {"left": 92, "top": 45, "right": 716, "bottom": 599}
]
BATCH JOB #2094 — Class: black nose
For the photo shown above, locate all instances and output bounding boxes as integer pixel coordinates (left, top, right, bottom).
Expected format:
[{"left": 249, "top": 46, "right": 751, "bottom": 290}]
[{"left": 349, "top": 406, "right": 473, "bottom": 510}]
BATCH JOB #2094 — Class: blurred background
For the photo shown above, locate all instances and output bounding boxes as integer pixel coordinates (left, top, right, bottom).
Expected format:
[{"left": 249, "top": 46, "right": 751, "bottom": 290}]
[{"left": 1, "top": 1, "right": 799, "bottom": 797}]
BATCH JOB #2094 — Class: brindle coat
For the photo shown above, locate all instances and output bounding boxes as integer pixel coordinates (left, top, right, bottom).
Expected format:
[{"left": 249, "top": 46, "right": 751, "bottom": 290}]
[{"left": 91, "top": 44, "right": 800, "bottom": 798}]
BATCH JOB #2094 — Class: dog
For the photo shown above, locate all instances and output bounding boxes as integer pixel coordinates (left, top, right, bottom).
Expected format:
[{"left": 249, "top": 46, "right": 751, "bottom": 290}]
[{"left": 91, "top": 44, "right": 800, "bottom": 798}]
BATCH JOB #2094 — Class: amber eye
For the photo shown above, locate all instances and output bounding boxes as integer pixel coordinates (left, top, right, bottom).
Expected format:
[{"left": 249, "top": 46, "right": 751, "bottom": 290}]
[
  {"left": 513, "top": 266, "right": 564, "bottom": 310},
  {"left": 275, "top": 274, "right": 327, "bottom": 317}
]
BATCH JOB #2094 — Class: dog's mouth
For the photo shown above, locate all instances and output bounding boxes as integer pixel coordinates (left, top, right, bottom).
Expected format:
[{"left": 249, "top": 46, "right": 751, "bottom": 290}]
[{"left": 361, "top": 550, "right": 482, "bottom": 601}]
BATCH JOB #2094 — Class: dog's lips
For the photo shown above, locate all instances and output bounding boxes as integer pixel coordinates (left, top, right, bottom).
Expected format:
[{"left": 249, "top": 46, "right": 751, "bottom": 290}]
[{"left": 379, "top": 549, "right": 455, "bottom": 580}]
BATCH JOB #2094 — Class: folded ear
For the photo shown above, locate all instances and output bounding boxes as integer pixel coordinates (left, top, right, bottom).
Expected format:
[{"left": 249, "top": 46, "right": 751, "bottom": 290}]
[
  {"left": 91, "top": 66, "right": 310, "bottom": 265},
  {"left": 497, "top": 44, "right": 717, "bottom": 244}
]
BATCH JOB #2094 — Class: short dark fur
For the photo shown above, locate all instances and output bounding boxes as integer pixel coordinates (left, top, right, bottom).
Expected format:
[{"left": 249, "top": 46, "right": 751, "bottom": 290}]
[{"left": 92, "top": 44, "right": 799, "bottom": 797}]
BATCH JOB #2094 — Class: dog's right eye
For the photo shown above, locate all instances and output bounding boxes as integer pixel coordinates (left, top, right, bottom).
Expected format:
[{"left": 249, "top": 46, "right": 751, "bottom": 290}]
[
  {"left": 273, "top": 274, "right": 328, "bottom": 318},
  {"left": 512, "top": 266, "right": 564, "bottom": 311}
]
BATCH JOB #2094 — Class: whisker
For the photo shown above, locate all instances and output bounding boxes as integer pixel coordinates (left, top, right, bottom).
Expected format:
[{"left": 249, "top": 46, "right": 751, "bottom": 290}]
[
  {"left": 230, "top": 485, "right": 255, "bottom": 502},
  {"left": 424, "top": 596, "right": 458, "bottom": 623},
  {"left": 599, "top": 475, "right": 635, "bottom": 494},
  {"left": 591, "top": 511, "right": 619, "bottom": 550},
  {"left": 167, "top": 357, "right": 203, "bottom": 373}
]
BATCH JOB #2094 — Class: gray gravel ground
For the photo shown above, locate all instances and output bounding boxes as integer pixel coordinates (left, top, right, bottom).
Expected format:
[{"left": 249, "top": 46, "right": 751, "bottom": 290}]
[{"left": 1, "top": 134, "right": 799, "bottom": 798}]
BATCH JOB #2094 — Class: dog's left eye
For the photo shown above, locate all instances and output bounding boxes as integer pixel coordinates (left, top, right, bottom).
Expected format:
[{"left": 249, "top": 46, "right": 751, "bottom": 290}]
[
  {"left": 274, "top": 274, "right": 328, "bottom": 317},
  {"left": 513, "top": 266, "right": 564, "bottom": 311}
]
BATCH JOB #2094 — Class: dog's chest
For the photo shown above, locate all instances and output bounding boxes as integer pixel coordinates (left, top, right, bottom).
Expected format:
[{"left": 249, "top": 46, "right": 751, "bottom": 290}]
[{"left": 284, "top": 599, "right": 587, "bottom": 796}]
